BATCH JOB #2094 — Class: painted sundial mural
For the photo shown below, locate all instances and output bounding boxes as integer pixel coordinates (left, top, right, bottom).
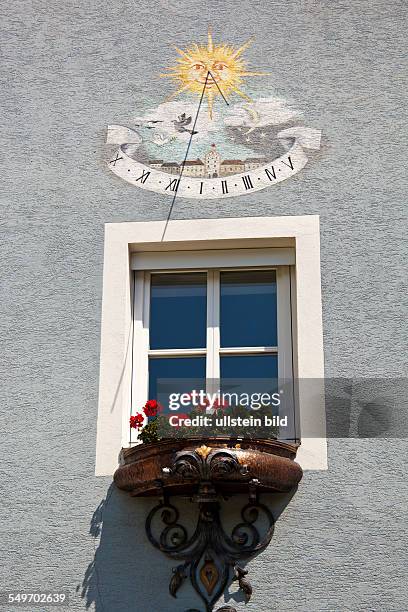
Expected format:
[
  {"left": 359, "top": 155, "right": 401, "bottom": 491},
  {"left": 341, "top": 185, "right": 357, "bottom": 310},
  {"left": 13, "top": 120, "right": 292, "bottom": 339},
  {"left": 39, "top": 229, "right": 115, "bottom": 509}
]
[{"left": 106, "top": 30, "right": 321, "bottom": 199}]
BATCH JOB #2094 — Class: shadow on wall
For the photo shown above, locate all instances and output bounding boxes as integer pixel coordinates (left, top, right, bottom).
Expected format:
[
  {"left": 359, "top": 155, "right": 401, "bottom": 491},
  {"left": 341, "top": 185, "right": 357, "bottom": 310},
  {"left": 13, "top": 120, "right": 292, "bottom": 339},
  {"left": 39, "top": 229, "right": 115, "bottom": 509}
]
[
  {"left": 79, "top": 484, "right": 161, "bottom": 612},
  {"left": 325, "top": 378, "right": 408, "bottom": 439},
  {"left": 79, "top": 484, "right": 297, "bottom": 612}
]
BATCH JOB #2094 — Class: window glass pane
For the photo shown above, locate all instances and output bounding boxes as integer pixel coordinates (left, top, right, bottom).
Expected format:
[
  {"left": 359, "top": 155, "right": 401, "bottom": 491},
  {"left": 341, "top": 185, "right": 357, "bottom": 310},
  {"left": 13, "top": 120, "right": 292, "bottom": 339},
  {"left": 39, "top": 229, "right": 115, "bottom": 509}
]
[
  {"left": 150, "top": 273, "right": 207, "bottom": 349},
  {"left": 148, "top": 356, "right": 206, "bottom": 401},
  {"left": 220, "top": 270, "right": 277, "bottom": 347},
  {"left": 220, "top": 354, "right": 278, "bottom": 382},
  {"left": 220, "top": 355, "right": 279, "bottom": 416},
  {"left": 220, "top": 355, "right": 295, "bottom": 441}
]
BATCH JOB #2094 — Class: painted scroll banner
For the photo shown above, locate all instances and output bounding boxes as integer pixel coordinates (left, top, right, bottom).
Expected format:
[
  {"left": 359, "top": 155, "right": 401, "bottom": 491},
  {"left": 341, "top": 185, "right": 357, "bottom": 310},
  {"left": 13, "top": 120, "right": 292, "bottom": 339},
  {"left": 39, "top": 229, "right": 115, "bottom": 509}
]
[{"left": 106, "top": 126, "right": 321, "bottom": 200}]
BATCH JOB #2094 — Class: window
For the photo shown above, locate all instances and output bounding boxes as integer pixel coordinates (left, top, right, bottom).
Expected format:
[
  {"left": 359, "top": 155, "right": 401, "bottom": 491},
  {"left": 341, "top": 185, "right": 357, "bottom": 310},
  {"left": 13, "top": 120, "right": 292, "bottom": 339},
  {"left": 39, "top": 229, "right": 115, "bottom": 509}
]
[
  {"left": 96, "top": 216, "right": 326, "bottom": 475},
  {"left": 130, "top": 251, "right": 295, "bottom": 444}
]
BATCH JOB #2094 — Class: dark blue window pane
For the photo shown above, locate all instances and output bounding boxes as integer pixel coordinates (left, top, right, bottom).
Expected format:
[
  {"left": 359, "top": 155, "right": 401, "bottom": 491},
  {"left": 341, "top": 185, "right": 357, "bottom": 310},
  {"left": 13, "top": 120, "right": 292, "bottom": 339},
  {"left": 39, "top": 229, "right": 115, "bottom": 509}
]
[
  {"left": 220, "top": 355, "right": 295, "bottom": 441},
  {"left": 150, "top": 273, "right": 207, "bottom": 349},
  {"left": 221, "top": 355, "right": 279, "bottom": 409},
  {"left": 220, "top": 354, "right": 278, "bottom": 382},
  {"left": 148, "top": 356, "right": 206, "bottom": 401},
  {"left": 220, "top": 270, "right": 277, "bottom": 347}
]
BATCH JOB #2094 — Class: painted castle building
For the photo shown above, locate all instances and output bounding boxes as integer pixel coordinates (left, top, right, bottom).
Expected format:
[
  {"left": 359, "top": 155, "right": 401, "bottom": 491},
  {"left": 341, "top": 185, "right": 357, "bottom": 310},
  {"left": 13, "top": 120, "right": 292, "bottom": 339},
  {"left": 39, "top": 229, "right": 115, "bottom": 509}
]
[
  {"left": 148, "top": 159, "right": 163, "bottom": 169},
  {"left": 204, "top": 143, "right": 221, "bottom": 177},
  {"left": 245, "top": 157, "right": 267, "bottom": 171},
  {"left": 149, "top": 145, "right": 265, "bottom": 178},
  {"left": 182, "top": 159, "right": 205, "bottom": 177},
  {"left": 220, "top": 159, "right": 245, "bottom": 175},
  {"left": 160, "top": 162, "right": 180, "bottom": 175}
]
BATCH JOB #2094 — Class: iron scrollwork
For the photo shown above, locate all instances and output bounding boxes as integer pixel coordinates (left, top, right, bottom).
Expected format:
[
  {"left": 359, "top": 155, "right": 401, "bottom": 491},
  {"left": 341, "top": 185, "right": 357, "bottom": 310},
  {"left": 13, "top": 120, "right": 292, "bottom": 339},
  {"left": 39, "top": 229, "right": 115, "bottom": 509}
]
[{"left": 145, "top": 447, "right": 275, "bottom": 612}]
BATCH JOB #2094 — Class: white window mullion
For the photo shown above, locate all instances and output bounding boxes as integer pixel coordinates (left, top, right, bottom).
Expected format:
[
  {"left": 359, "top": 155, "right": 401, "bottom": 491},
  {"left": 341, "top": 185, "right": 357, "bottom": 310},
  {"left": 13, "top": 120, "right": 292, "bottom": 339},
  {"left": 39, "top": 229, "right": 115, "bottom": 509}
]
[
  {"left": 206, "top": 270, "right": 214, "bottom": 381},
  {"left": 205, "top": 270, "right": 217, "bottom": 379},
  {"left": 206, "top": 270, "right": 220, "bottom": 395},
  {"left": 212, "top": 270, "right": 220, "bottom": 381},
  {"left": 219, "top": 346, "right": 278, "bottom": 355},
  {"left": 148, "top": 349, "right": 206, "bottom": 359}
]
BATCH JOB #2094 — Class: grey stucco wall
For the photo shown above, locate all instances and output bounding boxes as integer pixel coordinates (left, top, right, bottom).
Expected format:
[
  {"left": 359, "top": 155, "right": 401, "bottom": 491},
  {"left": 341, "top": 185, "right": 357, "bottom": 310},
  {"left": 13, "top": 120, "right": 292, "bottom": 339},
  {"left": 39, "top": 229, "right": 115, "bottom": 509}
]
[{"left": 1, "top": 1, "right": 407, "bottom": 611}]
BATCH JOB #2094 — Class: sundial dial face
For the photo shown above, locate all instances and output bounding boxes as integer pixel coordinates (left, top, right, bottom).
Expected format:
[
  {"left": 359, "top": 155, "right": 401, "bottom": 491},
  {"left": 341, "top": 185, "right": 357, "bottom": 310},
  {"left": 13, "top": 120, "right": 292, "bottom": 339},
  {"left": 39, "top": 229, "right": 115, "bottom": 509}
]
[{"left": 106, "top": 29, "right": 321, "bottom": 199}]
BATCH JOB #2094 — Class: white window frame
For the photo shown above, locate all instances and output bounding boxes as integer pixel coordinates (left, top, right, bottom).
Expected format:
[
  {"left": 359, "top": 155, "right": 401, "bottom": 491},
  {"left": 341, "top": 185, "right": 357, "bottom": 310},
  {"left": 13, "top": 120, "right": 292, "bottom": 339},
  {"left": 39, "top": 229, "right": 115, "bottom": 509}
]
[
  {"left": 130, "top": 264, "right": 294, "bottom": 445},
  {"left": 95, "top": 215, "right": 326, "bottom": 475}
]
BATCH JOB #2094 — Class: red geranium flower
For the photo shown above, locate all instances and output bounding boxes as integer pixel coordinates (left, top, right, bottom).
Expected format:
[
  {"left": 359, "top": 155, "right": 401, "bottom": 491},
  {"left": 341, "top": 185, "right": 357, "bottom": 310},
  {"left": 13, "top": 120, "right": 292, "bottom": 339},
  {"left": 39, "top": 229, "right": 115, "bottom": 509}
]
[
  {"left": 143, "top": 399, "right": 162, "bottom": 417},
  {"left": 130, "top": 413, "right": 145, "bottom": 429}
]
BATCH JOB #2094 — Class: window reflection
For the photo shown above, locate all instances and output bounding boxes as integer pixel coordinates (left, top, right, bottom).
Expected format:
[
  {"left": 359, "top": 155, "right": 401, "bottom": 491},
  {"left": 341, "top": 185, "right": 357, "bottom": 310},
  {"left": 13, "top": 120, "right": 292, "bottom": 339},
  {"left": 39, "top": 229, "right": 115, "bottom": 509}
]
[
  {"left": 148, "top": 356, "right": 206, "bottom": 402},
  {"left": 220, "top": 270, "right": 277, "bottom": 347},
  {"left": 220, "top": 354, "right": 279, "bottom": 412},
  {"left": 220, "top": 354, "right": 278, "bottom": 381},
  {"left": 150, "top": 273, "right": 207, "bottom": 349}
]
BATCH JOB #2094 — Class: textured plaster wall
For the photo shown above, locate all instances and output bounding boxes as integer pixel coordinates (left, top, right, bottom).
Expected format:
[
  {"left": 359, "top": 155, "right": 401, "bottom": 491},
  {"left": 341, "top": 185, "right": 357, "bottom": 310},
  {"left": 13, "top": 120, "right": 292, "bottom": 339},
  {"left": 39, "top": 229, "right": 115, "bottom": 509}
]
[{"left": 1, "top": 1, "right": 407, "bottom": 611}]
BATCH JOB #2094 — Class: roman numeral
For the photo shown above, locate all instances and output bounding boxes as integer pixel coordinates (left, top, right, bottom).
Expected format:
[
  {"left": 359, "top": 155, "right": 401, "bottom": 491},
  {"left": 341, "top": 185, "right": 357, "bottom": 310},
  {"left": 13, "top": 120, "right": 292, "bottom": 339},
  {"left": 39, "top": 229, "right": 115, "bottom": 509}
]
[
  {"left": 242, "top": 175, "right": 253, "bottom": 190},
  {"left": 265, "top": 166, "right": 276, "bottom": 181},
  {"left": 109, "top": 153, "right": 123, "bottom": 166},
  {"left": 221, "top": 180, "right": 228, "bottom": 194},
  {"left": 165, "top": 178, "right": 180, "bottom": 192},
  {"left": 281, "top": 156, "right": 294, "bottom": 170},
  {"left": 135, "top": 170, "right": 150, "bottom": 184},
  {"left": 200, "top": 182, "right": 204, "bottom": 195}
]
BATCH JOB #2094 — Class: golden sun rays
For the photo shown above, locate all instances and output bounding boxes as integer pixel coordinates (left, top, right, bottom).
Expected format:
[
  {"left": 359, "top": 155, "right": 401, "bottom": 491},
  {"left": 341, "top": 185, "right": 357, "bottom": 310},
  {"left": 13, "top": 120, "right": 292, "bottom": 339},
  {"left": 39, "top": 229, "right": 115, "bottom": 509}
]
[{"left": 160, "top": 29, "right": 267, "bottom": 119}]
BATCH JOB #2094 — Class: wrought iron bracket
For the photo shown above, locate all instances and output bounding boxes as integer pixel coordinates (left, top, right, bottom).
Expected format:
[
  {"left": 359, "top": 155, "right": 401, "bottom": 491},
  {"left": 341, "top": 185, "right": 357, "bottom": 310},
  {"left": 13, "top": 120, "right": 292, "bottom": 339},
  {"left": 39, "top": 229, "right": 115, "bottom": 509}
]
[{"left": 145, "top": 447, "right": 275, "bottom": 612}]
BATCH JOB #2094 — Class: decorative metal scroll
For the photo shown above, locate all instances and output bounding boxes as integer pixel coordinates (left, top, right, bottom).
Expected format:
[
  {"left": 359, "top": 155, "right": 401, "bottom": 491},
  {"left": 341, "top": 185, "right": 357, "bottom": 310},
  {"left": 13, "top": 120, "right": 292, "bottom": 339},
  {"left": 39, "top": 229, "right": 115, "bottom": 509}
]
[{"left": 145, "top": 447, "right": 275, "bottom": 612}]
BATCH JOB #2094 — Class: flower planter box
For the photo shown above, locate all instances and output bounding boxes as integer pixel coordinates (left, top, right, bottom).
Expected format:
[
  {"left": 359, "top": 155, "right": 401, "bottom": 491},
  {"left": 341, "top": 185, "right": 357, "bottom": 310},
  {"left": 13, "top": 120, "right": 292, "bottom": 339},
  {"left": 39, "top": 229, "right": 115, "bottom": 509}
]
[{"left": 114, "top": 436, "right": 303, "bottom": 497}]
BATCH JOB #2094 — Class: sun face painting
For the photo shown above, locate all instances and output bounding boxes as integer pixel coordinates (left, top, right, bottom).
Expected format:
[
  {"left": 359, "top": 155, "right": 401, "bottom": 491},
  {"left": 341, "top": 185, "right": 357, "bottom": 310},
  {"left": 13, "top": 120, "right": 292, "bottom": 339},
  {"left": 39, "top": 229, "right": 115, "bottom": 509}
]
[{"left": 161, "top": 29, "right": 266, "bottom": 118}]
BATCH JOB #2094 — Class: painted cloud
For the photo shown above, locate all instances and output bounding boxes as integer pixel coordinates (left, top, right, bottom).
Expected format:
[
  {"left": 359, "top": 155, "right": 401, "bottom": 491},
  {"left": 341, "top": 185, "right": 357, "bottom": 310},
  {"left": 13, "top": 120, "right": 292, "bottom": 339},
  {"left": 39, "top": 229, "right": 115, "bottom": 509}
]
[{"left": 224, "top": 96, "right": 300, "bottom": 133}]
